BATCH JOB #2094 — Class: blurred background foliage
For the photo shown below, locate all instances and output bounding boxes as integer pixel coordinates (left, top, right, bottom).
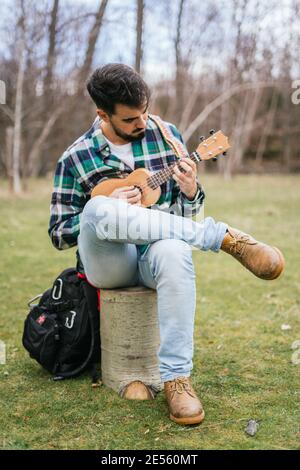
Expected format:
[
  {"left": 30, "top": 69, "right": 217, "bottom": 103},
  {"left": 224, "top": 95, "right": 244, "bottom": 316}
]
[{"left": 0, "top": 0, "right": 299, "bottom": 193}]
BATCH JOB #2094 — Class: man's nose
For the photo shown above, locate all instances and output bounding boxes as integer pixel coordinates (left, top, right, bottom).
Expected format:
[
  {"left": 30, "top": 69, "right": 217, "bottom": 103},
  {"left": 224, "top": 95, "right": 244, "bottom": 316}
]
[{"left": 136, "top": 115, "right": 147, "bottom": 129}]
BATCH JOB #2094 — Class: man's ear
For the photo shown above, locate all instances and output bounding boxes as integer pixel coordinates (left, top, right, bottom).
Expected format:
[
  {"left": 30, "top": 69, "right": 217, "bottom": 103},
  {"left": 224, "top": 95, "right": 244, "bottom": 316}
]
[{"left": 97, "top": 108, "right": 109, "bottom": 122}]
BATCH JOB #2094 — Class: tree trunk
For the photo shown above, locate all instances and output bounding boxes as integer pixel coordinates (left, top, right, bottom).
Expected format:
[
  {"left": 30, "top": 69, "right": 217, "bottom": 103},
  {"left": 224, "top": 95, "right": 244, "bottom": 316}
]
[
  {"left": 44, "top": 0, "right": 59, "bottom": 109},
  {"left": 27, "top": 0, "right": 108, "bottom": 177},
  {"left": 282, "top": 90, "right": 292, "bottom": 172},
  {"left": 78, "top": 0, "right": 109, "bottom": 87},
  {"left": 174, "top": 0, "right": 185, "bottom": 124},
  {"left": 100, "top": 286, "right": 162, "bottom": 394},
  {"left": 5, "top": 127, "right": 13, "bottom": 190},
  {"left": 12, "top": 34, "right": 26, "bottom": 194},
  {"left": 255, "top": 90, "right": 278, "bottom": 170},
  {"left": 35, "top": 0, "right": 60, "bottom": 177},
  {"left": 135, "top": 0, "right": 144, "bottom": 73}
]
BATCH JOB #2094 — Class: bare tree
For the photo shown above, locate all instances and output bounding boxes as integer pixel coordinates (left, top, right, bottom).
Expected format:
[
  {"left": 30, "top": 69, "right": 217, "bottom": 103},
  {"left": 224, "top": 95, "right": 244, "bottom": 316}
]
[
  {"left": 254, "top": 90, "right": 278, "bottom": 170},
  {"left": 12, "top": 0, "right": 26, "bottom": 194},
  {"left": 27, "top": 0, "right": 109, "bottom": 177},
  {"left": 44, "top": 0, "right": 59, "bottom": 112},
  {"left": 1, "top": 0, "right": 299, "bottom": 183},
  {"left": 77, "top": 0, "right": 109, "bottom": 87},
  {"left": 174, "top": 0, "right": 185, "bottom": 122},
  {"left": 135, "top": 0, "right": 144, "bottom": 73}
]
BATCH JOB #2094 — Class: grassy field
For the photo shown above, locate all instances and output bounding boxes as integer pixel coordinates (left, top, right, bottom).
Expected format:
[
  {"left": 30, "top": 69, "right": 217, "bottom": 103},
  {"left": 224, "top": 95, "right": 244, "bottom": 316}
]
[{"left": 0, "top": 174, "right": 299, "bottom": 450}]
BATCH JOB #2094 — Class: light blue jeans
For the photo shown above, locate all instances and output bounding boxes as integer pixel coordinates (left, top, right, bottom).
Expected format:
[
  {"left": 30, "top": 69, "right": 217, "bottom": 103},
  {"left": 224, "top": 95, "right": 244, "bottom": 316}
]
[{"left": 78, "top": 196, "right": 227, "bottom": 382}]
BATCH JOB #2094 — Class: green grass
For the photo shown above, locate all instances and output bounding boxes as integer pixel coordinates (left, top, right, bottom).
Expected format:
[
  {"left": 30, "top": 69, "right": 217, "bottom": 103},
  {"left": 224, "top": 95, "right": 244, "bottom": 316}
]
[{"left": 0, "top": 174, "right": 299, "bottom": 450}]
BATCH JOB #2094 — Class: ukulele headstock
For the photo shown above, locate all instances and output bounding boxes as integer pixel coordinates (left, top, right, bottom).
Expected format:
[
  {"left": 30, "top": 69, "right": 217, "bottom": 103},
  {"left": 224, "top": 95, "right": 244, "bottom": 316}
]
[{"left": 195, "top": 130, "right": 230, "bottom": 162}]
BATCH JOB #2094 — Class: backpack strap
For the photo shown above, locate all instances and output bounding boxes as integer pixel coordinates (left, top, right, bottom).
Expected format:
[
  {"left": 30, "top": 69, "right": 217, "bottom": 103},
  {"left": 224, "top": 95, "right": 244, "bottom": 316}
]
[{"left": 149, "top": 114, "right": 187, "bottom": 159}]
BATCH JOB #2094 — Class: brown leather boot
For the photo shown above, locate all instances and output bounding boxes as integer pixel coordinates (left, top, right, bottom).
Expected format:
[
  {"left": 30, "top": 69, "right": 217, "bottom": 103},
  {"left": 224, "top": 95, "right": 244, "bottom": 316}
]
[
  {"left": 221, "top": 227, "right": 285, "bottom": 280},
  {"left": 164, "top": 377, "right": 205, "bottom": 425},
  {"left": 119, "top": 380, "right": 155, "bottom": 400}
]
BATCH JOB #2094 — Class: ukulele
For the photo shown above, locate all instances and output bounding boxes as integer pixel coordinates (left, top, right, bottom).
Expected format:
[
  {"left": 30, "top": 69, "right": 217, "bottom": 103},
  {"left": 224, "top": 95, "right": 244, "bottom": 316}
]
[{"left": 91, "top": 130, "right": 230, "bottom": 207}]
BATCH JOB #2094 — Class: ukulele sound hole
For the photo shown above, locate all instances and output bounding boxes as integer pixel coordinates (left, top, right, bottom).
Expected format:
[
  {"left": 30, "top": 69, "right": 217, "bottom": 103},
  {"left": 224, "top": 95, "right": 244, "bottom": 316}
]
[{"left": 133, "top": 185, "right": 142, "bottom": 194}]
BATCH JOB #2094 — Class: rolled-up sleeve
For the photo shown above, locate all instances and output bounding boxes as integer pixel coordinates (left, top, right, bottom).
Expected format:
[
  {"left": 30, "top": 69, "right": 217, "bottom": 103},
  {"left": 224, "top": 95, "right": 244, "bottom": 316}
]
[{"left": 168, "top": 124, "right": 205, "bottom": 218}]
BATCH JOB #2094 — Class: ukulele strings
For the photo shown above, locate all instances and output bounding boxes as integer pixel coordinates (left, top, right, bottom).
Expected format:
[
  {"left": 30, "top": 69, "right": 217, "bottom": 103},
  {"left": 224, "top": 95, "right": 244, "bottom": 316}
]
[
  {"left": 133, "top": 163, "right": 182, "bottom": 194},
  {"left": 124, "top": 158, "right": 197, "bottom": 195}
]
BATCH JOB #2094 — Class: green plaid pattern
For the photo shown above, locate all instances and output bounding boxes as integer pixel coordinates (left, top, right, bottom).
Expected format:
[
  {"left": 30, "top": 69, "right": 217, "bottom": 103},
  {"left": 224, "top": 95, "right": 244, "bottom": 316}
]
[{"left": 49, "top": 115, "right": 205, "bottom": 256}]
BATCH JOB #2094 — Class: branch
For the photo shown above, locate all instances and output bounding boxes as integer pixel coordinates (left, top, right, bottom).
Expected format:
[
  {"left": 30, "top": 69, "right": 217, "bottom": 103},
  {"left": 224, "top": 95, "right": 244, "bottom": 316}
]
[
  {"left": 26, "top": 105, "right": 64, "bottom": 176},
  {"left": 182, "top": 81, "right": 279, "bottom": 143},
  {"left": 78, "top": 0, "right": 109, "bottom": 84},
  {"left": 56, "top": 13, "right": 97, "bottom": 34},
  {"left": 0, "top": 104, "right": 14, "bottom": 123}
]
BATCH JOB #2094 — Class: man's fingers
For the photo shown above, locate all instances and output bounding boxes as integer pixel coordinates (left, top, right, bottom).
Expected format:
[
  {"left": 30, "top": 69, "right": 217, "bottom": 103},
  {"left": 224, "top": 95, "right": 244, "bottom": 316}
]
[
  {"left": 174, "top": 165, "right": 189, "bottom": 182},
  {"left": 172, "top": 173, "right": 185, "bottom": 184},
  {"left": 109, "top": 186, "right": 142, "bottom": 199},
  {"left": 128, "top": 193, "right": 142, "bottom": 204},
  {"left": 120, "top": 187, "right": 140, "bottom": 197},
  {"left": 181, "top": 158, "right": 197, "bottom": 172},
  {"left": 178, "top": 161, "right": 193, "bottom": 175},
  {"left": 119, "top": 186, "right": 135, "bottom": 192}
]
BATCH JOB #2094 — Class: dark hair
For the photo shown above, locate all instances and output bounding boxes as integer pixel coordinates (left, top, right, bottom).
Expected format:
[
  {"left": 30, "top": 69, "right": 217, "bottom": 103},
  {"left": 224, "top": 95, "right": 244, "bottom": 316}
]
[{"left": 86, "top": 63, "right": 151, "bottom": 115}]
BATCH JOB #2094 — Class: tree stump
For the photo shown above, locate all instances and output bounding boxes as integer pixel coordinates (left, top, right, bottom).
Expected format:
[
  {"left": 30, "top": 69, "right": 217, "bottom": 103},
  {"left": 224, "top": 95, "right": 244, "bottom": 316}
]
[{"left": 100, "top": 286, "right": 162, "bottom": 394}]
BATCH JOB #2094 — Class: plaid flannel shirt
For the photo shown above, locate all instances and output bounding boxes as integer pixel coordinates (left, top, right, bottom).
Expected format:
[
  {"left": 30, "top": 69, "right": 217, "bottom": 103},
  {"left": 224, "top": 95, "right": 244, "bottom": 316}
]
[{"left": 48, "top": 115, "right": 205, "bottom": 257}]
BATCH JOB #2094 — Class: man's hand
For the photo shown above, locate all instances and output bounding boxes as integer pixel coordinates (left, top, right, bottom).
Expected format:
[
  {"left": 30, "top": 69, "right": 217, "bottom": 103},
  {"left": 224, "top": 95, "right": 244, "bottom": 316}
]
[
  {"left": 109, "top": 186, "right": 142, "bottom": 205},
  {"left": 172, "top": 158, "right": 198, "bottom": 200}
]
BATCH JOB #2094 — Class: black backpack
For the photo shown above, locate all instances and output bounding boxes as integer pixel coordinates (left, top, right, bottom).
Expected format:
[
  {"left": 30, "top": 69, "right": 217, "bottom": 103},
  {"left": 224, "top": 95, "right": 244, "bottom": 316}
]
[{"left": 22, "top": 268, "right": 101, "bottom": 383}]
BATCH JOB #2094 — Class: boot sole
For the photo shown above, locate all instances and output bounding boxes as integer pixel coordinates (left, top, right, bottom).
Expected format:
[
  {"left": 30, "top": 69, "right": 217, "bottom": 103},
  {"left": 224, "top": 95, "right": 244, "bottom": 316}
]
[{"left": 170, "top": 409, "right": 205, "bottom": 426}]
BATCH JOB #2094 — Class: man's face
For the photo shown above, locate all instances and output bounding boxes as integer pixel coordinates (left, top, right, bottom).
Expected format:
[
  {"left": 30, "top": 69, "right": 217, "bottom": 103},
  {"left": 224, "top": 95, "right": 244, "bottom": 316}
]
[{"left": 99, "top": 103, "right": 149, "bottom": 143}]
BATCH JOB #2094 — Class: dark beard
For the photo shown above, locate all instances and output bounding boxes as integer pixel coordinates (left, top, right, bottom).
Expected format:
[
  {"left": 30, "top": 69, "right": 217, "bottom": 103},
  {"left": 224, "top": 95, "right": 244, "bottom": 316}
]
[{"left": 110, "top": 121, "right": 146, "bottom": 142}]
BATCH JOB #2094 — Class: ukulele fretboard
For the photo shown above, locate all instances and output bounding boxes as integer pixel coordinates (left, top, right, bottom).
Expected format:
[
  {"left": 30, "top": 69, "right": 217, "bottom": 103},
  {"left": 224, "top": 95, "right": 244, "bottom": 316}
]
[{"left": 147, "top": 152, "right": 201, "bottom": 189}]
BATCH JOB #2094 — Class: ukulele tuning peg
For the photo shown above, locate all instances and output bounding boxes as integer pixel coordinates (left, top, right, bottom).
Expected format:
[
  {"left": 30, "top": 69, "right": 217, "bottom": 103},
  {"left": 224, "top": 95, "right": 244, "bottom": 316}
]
[
  {"left": 212, "top": 157, "right": 218, "bottom": 162},
  {"left": 209, "top": 129, "right": 215, "bottom": 135},
  {"left": 223, "top": 151, "right": 227, "bottom": 156},
  {"left": 199, "top": 136, "right": 205, "bottom": 142}
]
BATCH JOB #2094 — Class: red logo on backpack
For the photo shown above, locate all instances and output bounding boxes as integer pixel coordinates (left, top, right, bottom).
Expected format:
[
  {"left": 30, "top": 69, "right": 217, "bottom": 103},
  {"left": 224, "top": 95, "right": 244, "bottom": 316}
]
[{"left": 37, "top": 314, "right": 46, "bottom": 325}]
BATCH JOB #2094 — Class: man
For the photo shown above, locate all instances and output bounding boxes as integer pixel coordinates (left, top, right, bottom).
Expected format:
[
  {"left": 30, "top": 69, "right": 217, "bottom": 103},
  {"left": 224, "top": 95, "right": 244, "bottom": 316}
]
[{"left": 49, "top": 63, "right": 284, "bottom": 426}]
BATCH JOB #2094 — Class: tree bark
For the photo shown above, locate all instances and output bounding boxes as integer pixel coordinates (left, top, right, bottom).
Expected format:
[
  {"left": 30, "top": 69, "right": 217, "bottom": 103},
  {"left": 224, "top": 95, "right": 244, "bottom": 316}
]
[
  {"left": 135, "top": 0, "right": 144, "bottom": 73},
  {"left": 255, "top": 90, "right": 278, "bottom": 170},
  {"left": 174, "top": 0, "right": 185, "bottom": 123},
  {"left": 44, "top": 0, "right": 59, "bottom": 109},
  {"left": 100, "top": 286, "right": 162, "bottom": 394},
  {"left": 5, "top": 127, "right": 14, "bottom": 190},
  {"left": 26, "top": 0, "right": 108, "bottom": 177},
  {"left": 78, "top": 0, "right": 109, "bottom": 87},
  {"left": 12, "top": 6, "right": 26, "bottom": 194}
]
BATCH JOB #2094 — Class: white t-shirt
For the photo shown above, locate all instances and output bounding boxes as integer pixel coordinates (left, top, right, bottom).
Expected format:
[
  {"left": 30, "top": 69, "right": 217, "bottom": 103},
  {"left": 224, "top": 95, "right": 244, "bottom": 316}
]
[{"left": 105, "top": 138, "right": 135, "bottom": 170}]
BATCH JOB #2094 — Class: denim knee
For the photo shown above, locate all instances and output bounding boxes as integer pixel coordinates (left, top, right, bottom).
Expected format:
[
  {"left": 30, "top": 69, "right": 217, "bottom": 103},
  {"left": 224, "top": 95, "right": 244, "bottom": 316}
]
[
  {"left": 148, "top": 239, "right": 195, "bottom": 283},
  {"left": 81, "top": 195, "right": 108, "bottom": 222}
]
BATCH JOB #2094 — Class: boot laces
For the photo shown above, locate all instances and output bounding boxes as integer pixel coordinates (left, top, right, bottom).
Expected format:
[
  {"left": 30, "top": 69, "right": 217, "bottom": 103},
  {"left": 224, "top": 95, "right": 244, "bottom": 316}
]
[
  {"left": 227, "top": 231, "right": 257, "bottom": 257},
  {"left": 170, "top": 377, "right": 191, "bottom": 394}
]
